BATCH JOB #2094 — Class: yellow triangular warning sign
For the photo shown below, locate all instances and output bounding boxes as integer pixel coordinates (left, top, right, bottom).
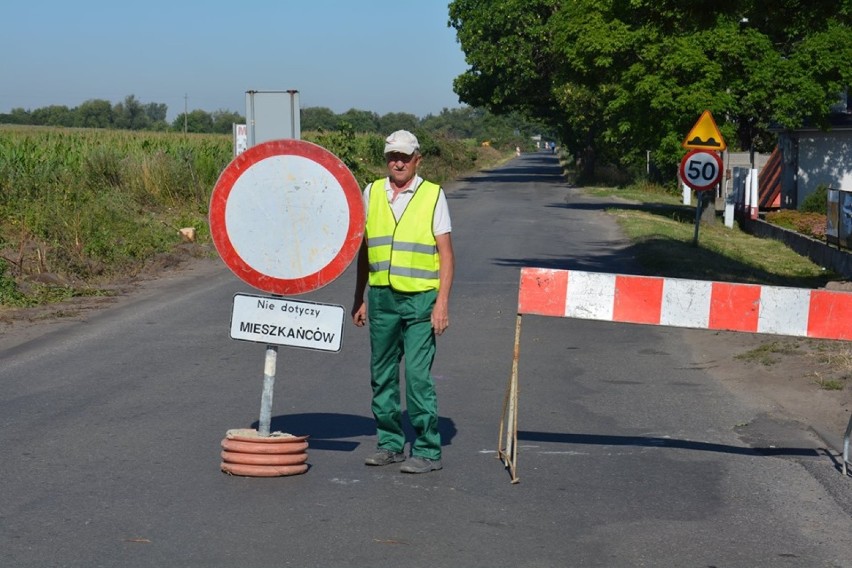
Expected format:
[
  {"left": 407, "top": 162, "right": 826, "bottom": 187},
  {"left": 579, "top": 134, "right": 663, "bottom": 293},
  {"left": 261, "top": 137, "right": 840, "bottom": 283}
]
[{"left": 682, "top": 110, "right": 726, "bottom": 151}]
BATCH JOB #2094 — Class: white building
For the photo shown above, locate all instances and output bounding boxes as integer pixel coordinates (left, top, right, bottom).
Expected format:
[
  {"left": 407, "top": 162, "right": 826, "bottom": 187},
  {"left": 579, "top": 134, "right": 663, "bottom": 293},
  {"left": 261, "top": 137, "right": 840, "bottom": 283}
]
[{"left": 773, "top": 94, "right": 852, "bottom": 208}]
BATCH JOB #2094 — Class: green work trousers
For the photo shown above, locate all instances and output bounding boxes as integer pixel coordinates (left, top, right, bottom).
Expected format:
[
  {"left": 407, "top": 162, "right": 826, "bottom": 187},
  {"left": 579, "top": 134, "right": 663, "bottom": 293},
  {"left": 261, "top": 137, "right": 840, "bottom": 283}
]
[{"left": 368, "top": 286, "right": 441, "bottom": 460}]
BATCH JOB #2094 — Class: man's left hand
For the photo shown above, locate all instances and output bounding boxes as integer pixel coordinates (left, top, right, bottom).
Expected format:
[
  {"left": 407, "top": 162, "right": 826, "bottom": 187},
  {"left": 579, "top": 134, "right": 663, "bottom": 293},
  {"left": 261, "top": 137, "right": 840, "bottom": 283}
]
[{"left": 432, "top": 302, "right": 449, "bottom": 335}]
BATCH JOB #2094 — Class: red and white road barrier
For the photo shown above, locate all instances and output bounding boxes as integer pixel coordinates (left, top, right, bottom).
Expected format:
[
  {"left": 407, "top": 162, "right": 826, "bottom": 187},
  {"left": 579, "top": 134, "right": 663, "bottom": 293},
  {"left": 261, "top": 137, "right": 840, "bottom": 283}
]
[
  {"left": 518, "top": 267, "right": 852, "bottom": 341},
  {"left": 499, "top": 267, "right": 852, "bottom": 483}
]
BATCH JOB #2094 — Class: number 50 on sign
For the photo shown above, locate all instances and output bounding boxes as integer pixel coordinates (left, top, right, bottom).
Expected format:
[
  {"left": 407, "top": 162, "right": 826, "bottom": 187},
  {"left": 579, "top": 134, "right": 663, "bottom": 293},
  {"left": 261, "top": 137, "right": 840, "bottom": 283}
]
[{"left": 679, "top": 149, "right": 723, "bottom": 192}]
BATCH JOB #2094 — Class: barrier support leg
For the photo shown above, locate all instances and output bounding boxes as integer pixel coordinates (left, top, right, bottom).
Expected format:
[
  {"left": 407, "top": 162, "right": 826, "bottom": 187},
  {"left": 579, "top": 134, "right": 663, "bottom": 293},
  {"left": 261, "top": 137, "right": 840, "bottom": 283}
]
[
  {"left": 498, "top": 314, "right": 523, "bottom": 483},
  {"left": 843, "top": 414, "right": 852, "bottom": 476}
]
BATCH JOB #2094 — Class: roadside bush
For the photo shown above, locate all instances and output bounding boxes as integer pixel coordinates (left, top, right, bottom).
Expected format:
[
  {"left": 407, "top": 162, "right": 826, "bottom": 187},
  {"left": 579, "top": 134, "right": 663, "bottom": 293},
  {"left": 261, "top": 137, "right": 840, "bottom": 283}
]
[
  {"left": 309, "top": 125, "right": 382, "bottom": 186},
  {"left": 0, "top": 258, "right": 26, "bottom": 305},
  {"left": 84, "top": 146, "right": 123, "bottom": 188},
  {"left": 765, "top": 210, "right": 827, "bottom": 239},
  {"left": 415, "top": 132, "right": 478, "bottom": 184},
  {"left": 415, "top": 129, "right": 442, "bottom": 158},
  {"left": 123, "top": 149, "right": 196, "bottom": 207},
  {"left": 799, "top": 184, "right": 828, "bottom": 214}
]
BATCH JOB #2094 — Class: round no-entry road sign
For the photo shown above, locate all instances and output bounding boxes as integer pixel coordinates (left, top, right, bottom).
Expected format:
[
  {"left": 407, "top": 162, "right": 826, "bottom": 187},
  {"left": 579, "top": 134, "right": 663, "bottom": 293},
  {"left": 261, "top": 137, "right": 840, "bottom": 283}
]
[
  {"left": 679, "top": 149, "right": 723, "bottom": 192},
  {"left": 209, "top": 139, "right": 364, "bottom": 295}
]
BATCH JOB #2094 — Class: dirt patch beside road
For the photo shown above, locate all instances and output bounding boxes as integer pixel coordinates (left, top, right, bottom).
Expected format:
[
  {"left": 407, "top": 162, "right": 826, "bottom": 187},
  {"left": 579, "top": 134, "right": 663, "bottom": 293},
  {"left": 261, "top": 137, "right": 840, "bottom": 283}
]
[
  {"left": 681, "top": 328, "right": 852, "bottom": 452},
  {"left": 0, "top": 245, "right": 218, "bottom": 352}
]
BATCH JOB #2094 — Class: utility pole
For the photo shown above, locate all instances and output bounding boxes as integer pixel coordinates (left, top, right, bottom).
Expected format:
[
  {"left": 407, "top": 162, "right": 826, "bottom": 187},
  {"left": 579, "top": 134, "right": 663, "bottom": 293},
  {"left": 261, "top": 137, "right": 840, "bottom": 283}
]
[{"left": 184, "top": 93, "right": 188, "bottom": 135}]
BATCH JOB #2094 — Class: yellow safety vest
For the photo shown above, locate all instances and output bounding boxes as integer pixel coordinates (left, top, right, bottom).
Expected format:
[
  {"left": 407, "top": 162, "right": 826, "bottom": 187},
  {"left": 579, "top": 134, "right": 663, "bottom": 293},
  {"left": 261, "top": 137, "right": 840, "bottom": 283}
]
[{"left": 366, "top": 178, "right": 441, "bottom": 292}]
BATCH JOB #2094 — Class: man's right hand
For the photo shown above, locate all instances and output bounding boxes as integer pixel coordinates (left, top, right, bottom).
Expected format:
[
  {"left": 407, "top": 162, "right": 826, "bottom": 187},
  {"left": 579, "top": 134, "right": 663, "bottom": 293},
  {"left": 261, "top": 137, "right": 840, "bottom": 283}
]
[{"left": 352, "top": 301, "right": 367, "bottom": 327}]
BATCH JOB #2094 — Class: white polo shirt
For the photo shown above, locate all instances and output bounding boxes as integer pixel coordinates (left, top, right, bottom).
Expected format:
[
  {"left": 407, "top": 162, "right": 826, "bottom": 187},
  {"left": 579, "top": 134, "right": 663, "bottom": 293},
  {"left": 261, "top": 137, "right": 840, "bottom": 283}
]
[{"left": 362, "top": 175, "right": 452, "bottom": 236}]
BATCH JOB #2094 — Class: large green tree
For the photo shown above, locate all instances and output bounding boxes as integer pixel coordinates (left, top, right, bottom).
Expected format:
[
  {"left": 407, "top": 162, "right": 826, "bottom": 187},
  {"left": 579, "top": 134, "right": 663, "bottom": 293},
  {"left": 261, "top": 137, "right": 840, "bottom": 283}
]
[
  {"left": 211, "top": 109, "right": 245, "bottom": 134},
  {"left": 301, "top": 106, "right": 339, "bottom": 131},
  {"left": 339, "top": 108, "right": 380, "bottom": 133},
  {"left": 144, "top": 102, "right": 168, "bottom": 125},
  {"left": 30, "top": 105, "right": 75, "bottom": 127},
  {"left": 449, "top": 0, "right": 852, "bottom": 182},
  {"left": 75, "top": 99, "right": 114, "bottom": 128},
  {"left": 0, "top": 108, "right": 32, "bottom": 124},
  {"left": 172, "top": 109, "right": 214, "bottom": 133},
  {"left": 379, "top": 112, "right": 419, "bottom": 134},
  {"left": 113, "top": 95, "right": 149, "bottom": 130}
]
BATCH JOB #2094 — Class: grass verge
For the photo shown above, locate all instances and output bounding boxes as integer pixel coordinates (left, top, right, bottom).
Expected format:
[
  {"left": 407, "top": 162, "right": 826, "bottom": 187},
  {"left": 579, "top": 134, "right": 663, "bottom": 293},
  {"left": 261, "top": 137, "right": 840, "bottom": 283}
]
[
  {"left": 588, "top": 183, "right": 850, "bottom": 390},
  {"left": 586, "top": 186, "right": 833, "bottom": 288}
]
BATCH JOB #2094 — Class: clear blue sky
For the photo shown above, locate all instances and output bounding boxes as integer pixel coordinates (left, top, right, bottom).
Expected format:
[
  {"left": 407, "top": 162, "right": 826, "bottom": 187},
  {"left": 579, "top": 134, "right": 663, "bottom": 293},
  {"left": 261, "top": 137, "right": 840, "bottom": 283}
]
[{"left": 0, "top": 1, "right": 469, "bottom": 121}]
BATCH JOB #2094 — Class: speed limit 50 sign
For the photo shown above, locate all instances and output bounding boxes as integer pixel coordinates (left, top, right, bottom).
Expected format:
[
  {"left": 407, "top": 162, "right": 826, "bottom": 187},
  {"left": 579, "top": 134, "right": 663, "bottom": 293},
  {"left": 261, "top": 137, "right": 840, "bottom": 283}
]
[{"left": 679, "top": 149, "right": 722, "bottom": 192}]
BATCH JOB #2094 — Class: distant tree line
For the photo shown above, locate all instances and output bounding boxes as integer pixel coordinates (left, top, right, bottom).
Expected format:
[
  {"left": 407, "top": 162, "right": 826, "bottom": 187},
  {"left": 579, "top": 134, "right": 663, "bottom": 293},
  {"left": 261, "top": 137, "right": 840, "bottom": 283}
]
[
  {"left": 304, "top": 105, "right": 551, "bottom": 148},
  {"left": 0, "top": 95, "right": 552, "bottom": 147},
  {"left": 0, "top": 95, "right": 244, "bottom": 134}
]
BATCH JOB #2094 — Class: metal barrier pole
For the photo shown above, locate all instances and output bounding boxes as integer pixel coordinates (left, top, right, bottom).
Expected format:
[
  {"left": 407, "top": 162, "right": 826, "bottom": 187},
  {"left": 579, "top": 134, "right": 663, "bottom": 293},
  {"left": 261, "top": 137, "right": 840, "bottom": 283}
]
[
  {"left": 498, "top": 314, "right": 523, "bottom": 483},
  {"left": 843, "top": 414, "right": 852, "bottom": 476}
]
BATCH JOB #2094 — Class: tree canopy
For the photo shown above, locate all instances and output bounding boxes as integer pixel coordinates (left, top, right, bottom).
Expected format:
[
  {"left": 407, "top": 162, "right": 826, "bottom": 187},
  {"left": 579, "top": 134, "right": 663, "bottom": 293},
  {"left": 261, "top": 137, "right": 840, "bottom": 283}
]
[{"left": 449, "top": 0, "right": 852, "bottom": 181}]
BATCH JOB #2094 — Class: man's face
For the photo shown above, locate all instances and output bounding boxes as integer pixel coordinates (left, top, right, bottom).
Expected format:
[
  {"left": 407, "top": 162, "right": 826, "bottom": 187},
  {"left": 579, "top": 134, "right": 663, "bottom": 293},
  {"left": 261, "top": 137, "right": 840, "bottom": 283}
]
[{"left": 386, "top": 152, "right": 421, "bottom": 187}]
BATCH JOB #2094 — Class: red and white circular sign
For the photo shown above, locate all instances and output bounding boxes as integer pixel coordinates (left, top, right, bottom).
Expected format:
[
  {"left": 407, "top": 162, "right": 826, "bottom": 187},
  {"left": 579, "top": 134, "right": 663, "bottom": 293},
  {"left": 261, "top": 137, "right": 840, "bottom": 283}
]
[
  {"left": 209, "top": 139, "right": 364, "bottom": 295},
  {"left": 679, "top": 149, "right": 723, "bottom": 192}
]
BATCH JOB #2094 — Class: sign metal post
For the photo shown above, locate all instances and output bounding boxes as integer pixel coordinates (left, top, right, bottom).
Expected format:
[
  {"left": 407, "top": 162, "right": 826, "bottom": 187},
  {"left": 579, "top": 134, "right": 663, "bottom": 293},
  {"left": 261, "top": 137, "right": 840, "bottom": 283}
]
[{"left": 680, "top": 149, "right": 723, "bottom": 247}]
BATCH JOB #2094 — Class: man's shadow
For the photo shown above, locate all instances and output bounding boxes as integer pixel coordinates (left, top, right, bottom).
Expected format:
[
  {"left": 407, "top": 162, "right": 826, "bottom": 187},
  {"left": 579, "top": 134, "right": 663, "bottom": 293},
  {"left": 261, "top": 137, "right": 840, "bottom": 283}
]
[{"left": 257, "top": 412, "right": 458, "bottom": 451}]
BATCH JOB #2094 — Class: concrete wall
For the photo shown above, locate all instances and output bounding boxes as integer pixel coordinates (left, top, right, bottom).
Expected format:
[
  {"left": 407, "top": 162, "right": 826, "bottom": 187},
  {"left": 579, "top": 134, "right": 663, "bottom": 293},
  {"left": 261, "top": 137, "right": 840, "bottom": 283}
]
[
  {"left": 726, "top": 151, "right": 770, "bottom": 170},
  {"left": 742, "top": 217, "right": 852, "bottom": 279}
]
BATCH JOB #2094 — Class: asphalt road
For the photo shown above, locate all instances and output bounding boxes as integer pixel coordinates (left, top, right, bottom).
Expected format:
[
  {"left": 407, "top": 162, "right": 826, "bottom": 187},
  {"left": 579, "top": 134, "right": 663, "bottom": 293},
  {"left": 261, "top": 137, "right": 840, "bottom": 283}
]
[{"left": 3, "top": 152, "right": 852, "bottom": 567}]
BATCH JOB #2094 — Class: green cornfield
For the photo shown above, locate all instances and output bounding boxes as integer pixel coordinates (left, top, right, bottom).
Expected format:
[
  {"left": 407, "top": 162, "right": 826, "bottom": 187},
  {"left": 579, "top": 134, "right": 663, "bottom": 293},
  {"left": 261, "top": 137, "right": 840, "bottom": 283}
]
[
  {"left": 0, "top": 125, "right": 503, "bottom": 306},
  {"left": 0, "top": 125, "right": 234, "bottom": 304}
]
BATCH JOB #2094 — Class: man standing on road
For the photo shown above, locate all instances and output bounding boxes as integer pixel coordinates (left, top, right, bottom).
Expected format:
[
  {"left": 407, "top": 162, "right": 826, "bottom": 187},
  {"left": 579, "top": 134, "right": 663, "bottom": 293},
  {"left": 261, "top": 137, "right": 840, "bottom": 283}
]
[{"left": 352, "top": 130, "right": 455, "bottom": 474}]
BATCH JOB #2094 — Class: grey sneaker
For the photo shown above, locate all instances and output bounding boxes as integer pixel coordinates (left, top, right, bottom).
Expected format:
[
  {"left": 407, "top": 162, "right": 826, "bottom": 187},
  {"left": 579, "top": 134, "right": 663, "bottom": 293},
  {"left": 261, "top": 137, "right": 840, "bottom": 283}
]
[
  {"left": 400, "top": 456, "right": 442, "bottom": 474},
  {"left": 364, "top": 449, "right": 406, "bottom": 466}
]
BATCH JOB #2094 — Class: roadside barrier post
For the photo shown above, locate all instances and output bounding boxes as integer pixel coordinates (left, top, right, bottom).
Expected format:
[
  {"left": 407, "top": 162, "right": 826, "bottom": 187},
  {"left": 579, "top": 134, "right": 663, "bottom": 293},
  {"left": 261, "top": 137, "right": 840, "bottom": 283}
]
[{"left": 498, "top": 315, "right": 523, "bottom": 483}]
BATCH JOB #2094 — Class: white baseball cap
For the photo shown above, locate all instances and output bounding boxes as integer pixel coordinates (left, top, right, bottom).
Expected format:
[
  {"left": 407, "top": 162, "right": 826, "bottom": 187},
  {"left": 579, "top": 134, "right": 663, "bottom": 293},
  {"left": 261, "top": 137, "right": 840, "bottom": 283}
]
[{"left": 384, "top": 130, "right": 420, "bottom": 155}]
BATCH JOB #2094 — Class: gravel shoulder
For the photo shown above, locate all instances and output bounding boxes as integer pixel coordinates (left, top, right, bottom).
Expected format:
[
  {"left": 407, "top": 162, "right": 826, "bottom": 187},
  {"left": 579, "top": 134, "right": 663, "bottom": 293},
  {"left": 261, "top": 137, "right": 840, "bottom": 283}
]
[{"left": 0, "top": 245, "right": 221, "bottom": 352}]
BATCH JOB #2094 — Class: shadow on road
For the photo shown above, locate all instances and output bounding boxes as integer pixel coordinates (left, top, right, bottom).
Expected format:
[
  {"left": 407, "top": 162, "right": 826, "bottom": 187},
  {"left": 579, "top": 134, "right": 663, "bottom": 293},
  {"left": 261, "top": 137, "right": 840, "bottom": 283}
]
[
  {"left": 457, "top": 152, "right": 566, "bottom": 186},
  {"left": 518, "top": 430, "right": 822, "bottom": 458},
  {"left": 491, "top": 246, "right": 642, "bottom": 276},
  {"left": 256, "top": 412, "right": 458, "bottom": 452}
]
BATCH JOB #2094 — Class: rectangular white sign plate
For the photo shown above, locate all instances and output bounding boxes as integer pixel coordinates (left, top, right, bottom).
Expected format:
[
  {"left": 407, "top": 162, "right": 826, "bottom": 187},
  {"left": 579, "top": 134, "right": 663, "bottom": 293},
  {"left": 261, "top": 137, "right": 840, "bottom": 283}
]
[{"left": 230, "top": 293, "right": 345, "bottom": 352}]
